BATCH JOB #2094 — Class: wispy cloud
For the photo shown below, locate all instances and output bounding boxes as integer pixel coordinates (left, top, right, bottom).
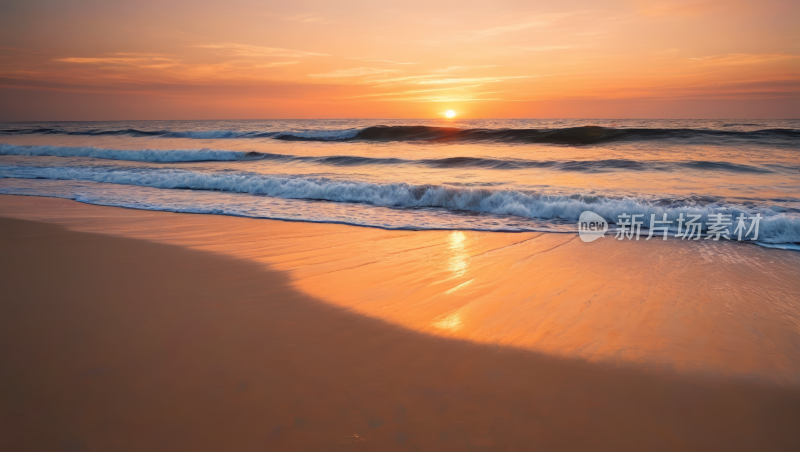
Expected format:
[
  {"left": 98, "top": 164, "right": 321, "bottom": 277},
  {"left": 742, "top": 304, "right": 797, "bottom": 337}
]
[
  {"left": 197, "top": 43, "right": 327, "bottom": 58},
  {"left": 348, "top": 57, "right": 418, "bottom": 65},
  {"left": 418, "top": 76, "right": 537, "bottom": 85},
  {"left": 364, "top": 75, "right": 442, "bottom": 84},
  {"left": 632, "top": 0, "right": 749, "bottom": 17},
  {"left": 361, "top": 74, "right": 537, "bottom": 86},
  {"left": 308, "top": 67, "right": 399, "bottom": 78},
  {"left": 513, "top": 45, "right": 574, "bottom": 52},
  {"left": 434, "top": 65, "right": 498, "bottom": 72},
  {"left": 342, "top": 85, "right": 484, "bottom": 99},
  {"left": 54, "top": 54, "right": 179, "bottom": 69},
  {"left": 469, "top": 13, "right": 579, "bottom": 39},
  {"left": 687, "top": 53, "right": 798, "bottom": 65},
  {"left": 473, "top": 20, "right": 550, "bottom": 38},
  {"left": 46, "top": 51, "right": 301, "bottom": 85},
  {"left": 387, "top": 91, "right": 508, "bottom": 102},
  {"left": 251, "top": 62, "right": 299, "bottom": 68}
]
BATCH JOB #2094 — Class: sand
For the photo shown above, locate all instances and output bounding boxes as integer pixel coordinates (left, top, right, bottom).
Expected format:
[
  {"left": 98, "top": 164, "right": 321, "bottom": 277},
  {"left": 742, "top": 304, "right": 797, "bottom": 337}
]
[{"left": 1, "top": 195, "right": 799, "bottom": 450}]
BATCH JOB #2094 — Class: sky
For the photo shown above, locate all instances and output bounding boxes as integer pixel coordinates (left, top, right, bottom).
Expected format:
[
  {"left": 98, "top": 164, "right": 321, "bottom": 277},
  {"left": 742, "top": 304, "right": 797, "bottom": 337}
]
[{"left": 0, "top": 0, "right": 797, "bottom": 120}]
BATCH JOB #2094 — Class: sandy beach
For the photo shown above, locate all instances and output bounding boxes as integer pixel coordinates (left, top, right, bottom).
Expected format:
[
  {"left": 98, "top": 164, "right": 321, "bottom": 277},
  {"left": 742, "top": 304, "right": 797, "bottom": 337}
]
[{"left": 1, "top": 194, "right": 799, "bottom": 450}]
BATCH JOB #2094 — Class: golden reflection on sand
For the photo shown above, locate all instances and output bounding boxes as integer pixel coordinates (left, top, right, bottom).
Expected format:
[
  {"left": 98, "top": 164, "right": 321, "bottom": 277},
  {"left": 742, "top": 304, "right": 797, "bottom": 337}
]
[
  {"left": 2, "top": 195, "right": 800, "bottom": 385},
  {"left": 447, "top": 231, "right": 469, "bottom": 278},
  {"left": 432, "top": 308, "right": 466, "bottom": 331},
  {"left": 444, "top": 278, "right": 474, "bottom": 295}
]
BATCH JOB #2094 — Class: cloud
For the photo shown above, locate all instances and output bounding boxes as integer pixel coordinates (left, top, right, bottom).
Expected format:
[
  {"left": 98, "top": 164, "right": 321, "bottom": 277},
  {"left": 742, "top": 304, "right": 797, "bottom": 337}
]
[
  {"left": 417, "top": 76, "right": 537, "bottom": 85},
  {"left": 687, "top": 53, "right": 798, "bottom": 65},
  {"left": 434, "top": 65, "right": 498, "bottom": 72},
  {"left": 254, "top": 12, "right": 330, "bottom": 24},
  {"left": 46, "top": 51, "right": 301, "bottom": 85},
  {"left": 631, "top": 0, "right": 744, "bottom": 17},
  {"left": 197, "top": 43, "right": 327, "bottom": 58},
  {"left": 54, "top": 54, "right": 179, "bottom": 68},
  {"left": 473, "top": 20, "right": 550, "bottom": 38},
  {"left": 362, "top": 74, "right": 537, "bottom": 86},
  {"left": 364, "top": 75, "right": 442, "bottom": 84},
  {"left": 385, "top": 91, "right": 508, "bottom": 102},
  {"left": 342, "top": 85, "right": 484, "bottom": 99},
  {"left": 469, "top": 13, "right": 579, "bottom": 39},
  {"left": 348, "top": 57, "right": 418, "bottom": 65},
  {"left": 253, "top": 62, "right": 299, "bottom": 68},
  {"left": 513, "top": 46, "right": 574, "bottom": 52},
  {"left": 308, "top": 67, "right": 398, "bottom": 78}
]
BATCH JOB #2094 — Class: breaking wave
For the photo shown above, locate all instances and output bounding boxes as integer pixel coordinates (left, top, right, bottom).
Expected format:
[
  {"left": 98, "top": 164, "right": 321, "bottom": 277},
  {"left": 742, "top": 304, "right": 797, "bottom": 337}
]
[
  {"left": 2, "top": 125, "right": 797, "bottom": 145},
  {"left": 2, "top": 165, "right": 798, "bottom": 243},
  {"left": 1, "top": 144, "right": 789, "bottom": 173},
  {"left": 349, "top": 125, "right": 800, "bottom": 145},
  {"left": 0, "top": 144, "right": 261, "bottom": 162}
]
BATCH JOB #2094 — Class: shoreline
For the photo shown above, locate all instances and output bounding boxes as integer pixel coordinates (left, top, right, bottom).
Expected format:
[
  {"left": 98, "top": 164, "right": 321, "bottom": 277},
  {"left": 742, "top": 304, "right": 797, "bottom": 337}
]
[
  {"left": 1, "top": 194, "right": 800, "bottom": 386},
  {"left": 4, "top": 188, "right": 797, "bottom": 251}
]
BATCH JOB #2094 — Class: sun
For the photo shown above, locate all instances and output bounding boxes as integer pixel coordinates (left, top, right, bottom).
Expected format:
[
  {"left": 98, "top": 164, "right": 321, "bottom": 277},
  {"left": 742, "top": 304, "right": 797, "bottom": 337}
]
[{"left": 445, "top": 110, "right": 456, "bottom": 118}]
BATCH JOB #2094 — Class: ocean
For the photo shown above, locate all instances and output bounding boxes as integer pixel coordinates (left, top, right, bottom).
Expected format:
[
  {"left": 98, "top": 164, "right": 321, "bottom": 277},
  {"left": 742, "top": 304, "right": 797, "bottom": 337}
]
[{"left": 1, "top": 119, "right": 798, "bottom": 248}]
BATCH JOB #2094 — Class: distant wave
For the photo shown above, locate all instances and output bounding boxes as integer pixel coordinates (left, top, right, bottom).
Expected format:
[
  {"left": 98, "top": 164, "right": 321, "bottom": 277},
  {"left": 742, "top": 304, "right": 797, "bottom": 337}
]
[
  {"left": 3, "top": 165, "right": 798, "bottom": 243},
  {"left": 349, "top": 125, "right": 800, "bottom": 144},
  {"left": 0, "top": 144, "right": 261, "bottom": 162},
  {"left": 2, "top": 143, "right": 789, "bottom": 173},
  {"left": 2, "top": 125, "right": 798, "bottom": 145},
  {"left": 285, "top": 155, "right": 780, "bottom": 173},
  {"left": 0, "top": 127, "right": 357, "bottom": 141}
]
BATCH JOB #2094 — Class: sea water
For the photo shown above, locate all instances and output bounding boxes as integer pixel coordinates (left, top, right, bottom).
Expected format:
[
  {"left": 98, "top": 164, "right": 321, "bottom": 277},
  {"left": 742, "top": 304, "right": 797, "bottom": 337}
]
[{"left": 0, "top": 119, "right": 798, "bottom": 247}]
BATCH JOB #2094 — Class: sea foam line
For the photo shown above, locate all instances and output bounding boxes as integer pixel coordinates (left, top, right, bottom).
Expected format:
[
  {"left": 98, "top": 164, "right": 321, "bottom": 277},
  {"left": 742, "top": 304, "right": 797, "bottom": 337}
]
[
  {"left": 2, "top": 165, "right": 798, "bottom": 243},
  {"left": 0, "top": 143, "right": 256, "bottom": 162},
  {"left": 2, "top": 125, "right": 798, "bottom": 145},
  {"left": 2, "top": 143, "right": 790, "bottom": 173}
]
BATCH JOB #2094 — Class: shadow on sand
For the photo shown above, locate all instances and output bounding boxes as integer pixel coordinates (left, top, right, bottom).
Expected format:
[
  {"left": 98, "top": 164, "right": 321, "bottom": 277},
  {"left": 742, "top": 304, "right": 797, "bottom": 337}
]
[{"left": 1, "top": 218, "right": 798, "bottom": 451}]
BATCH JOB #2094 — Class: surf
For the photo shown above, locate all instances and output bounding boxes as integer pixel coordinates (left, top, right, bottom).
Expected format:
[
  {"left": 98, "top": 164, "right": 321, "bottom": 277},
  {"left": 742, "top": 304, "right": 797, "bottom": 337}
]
[
  {"left": 2, "top": 125, "right": 797, "bottom": 146},
  {"left": 2, "top": 144, "right": 791, "bottom": 173},
  {"left": 2, "top": 164, "right": 798, "bottom": 244}
]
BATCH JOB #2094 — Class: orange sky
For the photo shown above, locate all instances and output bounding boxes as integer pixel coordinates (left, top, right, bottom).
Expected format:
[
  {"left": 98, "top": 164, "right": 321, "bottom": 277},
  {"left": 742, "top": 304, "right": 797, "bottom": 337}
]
[{"left": 0, "top": 0, "right": 798, "bottom": 120}]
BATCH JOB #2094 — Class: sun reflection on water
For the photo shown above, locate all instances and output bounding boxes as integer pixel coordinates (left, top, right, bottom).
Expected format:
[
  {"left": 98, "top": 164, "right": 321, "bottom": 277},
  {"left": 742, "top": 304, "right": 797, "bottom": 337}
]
[
  {"left": 448, "top": 231, "right": 469, "bottom": 277},
  {"left": 432, "top": 306, "right": 467, "bottom": 331}
]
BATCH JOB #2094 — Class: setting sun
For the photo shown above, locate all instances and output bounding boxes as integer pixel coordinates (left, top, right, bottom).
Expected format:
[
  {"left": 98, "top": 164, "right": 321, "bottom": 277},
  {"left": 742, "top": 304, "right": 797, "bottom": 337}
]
[{"left": 445, "top": 110, "right": 456, "bottom": 118}]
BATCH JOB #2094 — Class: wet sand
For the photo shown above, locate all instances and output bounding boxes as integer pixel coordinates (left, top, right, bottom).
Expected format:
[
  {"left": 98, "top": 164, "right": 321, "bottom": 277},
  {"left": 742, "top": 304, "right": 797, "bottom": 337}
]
[{"left": 1, "top": 195, "right": 800, "bottom": 450}]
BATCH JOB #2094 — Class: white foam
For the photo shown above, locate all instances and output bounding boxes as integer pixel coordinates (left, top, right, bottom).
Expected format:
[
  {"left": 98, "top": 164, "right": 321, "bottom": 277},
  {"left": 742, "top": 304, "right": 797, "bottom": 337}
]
[
  {"left": 274, "top": 129, "right": 362, "bottom": 140},
  {"left": 164, "top": 130, "right": 254, "bottom": 139},
  {"left": 2, "top": 165, "right": 798, "bottom": 244},
  {"left": 0, "top": 144, "right": 250, "bottom": 162}
]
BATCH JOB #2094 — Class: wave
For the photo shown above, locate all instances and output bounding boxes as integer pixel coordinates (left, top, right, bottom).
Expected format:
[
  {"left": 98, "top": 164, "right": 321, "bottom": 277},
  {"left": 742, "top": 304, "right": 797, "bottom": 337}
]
[
  {"left": 349, "top": 125, "right": 800, "bottom": 145},
  {"left": 0, "top": 127, "right": 170, "bottom": 137},
  {"left": 302, "top": 155, "right": 779, "bottom": 173},
  {"left": 0, "top": 144, "right": 261, "bottom": 162},
  {"left": 3, "top": 165, "right": 798, "bottom": 243},
  {"left": 274, "top": 129, "right": 362, "bottom": 141},
  {"left": 0, "top": 127, "right": 358, "bottom": 141},
  {"left": 2, "top": 143, "right": 786, "bottom": 173},
  {"left": 2, "top": 125, "right": 798, "bottom": 145}
]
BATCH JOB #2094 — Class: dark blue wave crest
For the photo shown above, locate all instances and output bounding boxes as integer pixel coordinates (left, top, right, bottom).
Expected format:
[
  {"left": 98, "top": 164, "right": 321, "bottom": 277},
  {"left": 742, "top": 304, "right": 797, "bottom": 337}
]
[{"left": 2, "top": 125, "right": 798, "bottom": 145}]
